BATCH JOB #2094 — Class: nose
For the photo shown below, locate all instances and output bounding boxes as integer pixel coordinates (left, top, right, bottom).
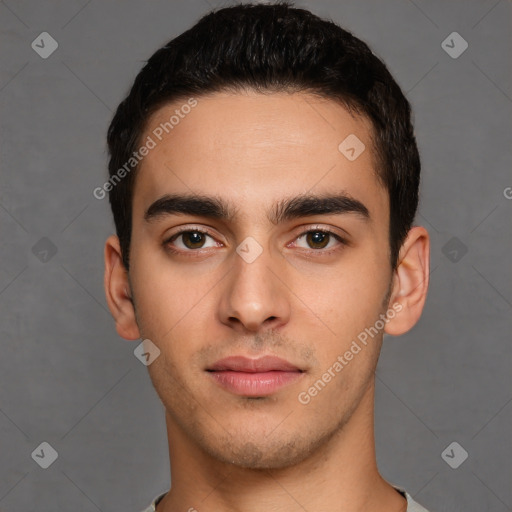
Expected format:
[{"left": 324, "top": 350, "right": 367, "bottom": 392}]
[{"left": 218, "top": 241, "right": 291, "bottom": 333}]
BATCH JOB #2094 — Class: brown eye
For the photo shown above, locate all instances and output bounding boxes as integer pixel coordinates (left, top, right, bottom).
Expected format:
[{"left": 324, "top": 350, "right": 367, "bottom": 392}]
[
  {"left": 305, "top": 231, "right": 330, "bottom": 249},
  {"left": 293, "top": 228, "right": 346, "bottom": 252},
  {"left": 165, "top": 229, "right": 218, "bottom": 252},
  {"left": 181, "top": 231, "right": 207, "bottom": 249}
]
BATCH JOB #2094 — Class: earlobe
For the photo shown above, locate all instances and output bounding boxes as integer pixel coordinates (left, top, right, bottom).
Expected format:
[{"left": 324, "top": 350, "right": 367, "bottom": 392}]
[
  {"left": 384, "top": 226, "right": 430, "bottom": 336},
  {"left": 104, "top": 235, "right": 141, "bottom": 340}
]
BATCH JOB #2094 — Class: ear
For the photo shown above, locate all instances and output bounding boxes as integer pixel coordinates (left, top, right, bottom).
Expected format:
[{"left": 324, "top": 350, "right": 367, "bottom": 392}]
[
  {"left": 385, "top": 226, "right": 430, "bottom": 336},
  {"left": 104, "top": 235, "right": 141, "bottom": 340}
]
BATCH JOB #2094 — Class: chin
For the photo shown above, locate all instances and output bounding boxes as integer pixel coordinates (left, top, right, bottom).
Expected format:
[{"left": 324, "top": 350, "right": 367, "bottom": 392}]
[
  {"left": 211, "top": 440, "right": 306, "bottom": 470},
  {"left": 198, "top": 424, "right": 334, "bottom": 470}
]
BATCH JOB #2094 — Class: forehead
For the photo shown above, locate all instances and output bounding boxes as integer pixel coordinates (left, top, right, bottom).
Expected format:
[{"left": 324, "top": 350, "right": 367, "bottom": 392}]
[{"left": 133, "top": 91, "right": 387, "bottom": 223}]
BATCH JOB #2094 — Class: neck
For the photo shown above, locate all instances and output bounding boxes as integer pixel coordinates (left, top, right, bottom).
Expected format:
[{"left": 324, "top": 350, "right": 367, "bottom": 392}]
[{"left": 157, "top": 380, "right": 406, "bottom": 512}]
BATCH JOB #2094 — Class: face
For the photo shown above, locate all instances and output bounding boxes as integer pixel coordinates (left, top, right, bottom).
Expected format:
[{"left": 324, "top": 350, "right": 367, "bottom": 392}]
[{"left": 125, "top": 91, "right": 395, "bottom": 469}]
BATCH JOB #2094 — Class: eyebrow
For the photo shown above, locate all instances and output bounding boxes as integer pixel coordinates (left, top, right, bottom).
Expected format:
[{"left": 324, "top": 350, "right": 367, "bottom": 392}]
[{"left": 144, "top": 192, "right": 370, "bottom": 225}]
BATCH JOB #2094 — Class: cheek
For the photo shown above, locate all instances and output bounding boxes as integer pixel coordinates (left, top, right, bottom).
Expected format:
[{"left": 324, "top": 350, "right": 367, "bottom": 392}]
[
  {"left": 318, "top": 262, "right": 387, "bottom": 321},
  {"left": 129, "top": 241, "right": 188, "bottom": 326},
  {"left": 129, "top": 248, "right": 216, "bottom": 358},
  {"left": 301, "top": 254, "right": 389, "bottom": 365}
]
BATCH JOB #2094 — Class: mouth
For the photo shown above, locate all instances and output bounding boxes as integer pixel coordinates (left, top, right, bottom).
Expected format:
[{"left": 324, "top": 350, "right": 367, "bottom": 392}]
[{"left": 206, "top": 355, "right": 304, "bottom": 397}]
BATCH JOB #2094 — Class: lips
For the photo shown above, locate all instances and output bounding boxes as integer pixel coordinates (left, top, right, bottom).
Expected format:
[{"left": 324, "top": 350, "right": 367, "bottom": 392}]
[
  {"left": 207, "top": 355, "right": 302, "bottom": 373},
  {"left": 206, "top": 355, "right": 304, "bottom": 397}
]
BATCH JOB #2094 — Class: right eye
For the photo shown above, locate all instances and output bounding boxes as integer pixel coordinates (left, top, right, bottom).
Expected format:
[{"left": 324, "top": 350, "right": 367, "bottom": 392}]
[{"left": 164, "top": 228, "right": 221, "bottom": 252}]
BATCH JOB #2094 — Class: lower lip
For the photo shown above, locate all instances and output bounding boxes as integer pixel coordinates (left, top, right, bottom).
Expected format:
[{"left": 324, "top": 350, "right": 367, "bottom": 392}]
[{"left": 208, "top": 370, "right": 303, "bottom": 396}]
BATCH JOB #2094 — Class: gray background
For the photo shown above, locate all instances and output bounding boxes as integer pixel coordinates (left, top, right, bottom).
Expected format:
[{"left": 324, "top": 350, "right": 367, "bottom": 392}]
[{"left": 0, "top": 0, "right": 511, "bottom": 511}]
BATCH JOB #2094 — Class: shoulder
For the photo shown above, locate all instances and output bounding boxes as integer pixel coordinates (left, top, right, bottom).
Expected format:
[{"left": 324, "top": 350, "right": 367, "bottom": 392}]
[
  {"left": 140, "top": 491, "right": 168, "bottom": 512},
  {"left": 395, "top": 486, "right": 431, "bottom": 512}
]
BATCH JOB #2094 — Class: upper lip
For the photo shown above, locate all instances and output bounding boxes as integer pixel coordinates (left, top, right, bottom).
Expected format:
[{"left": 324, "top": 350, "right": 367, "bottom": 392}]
[{"left": 207, "top": 355, "right": 302, "bottom": 373}]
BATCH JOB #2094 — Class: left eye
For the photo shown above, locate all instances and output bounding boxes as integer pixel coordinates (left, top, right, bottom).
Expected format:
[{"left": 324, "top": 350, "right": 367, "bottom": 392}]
[{"left": 294, "top": 229, "right": 344, "bottom": 250}]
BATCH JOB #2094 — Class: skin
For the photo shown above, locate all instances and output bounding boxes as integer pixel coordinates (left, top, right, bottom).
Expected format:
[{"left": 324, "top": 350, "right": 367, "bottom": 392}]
[{"left": 104, "top": 90, "right": 429, "bottom": 512}]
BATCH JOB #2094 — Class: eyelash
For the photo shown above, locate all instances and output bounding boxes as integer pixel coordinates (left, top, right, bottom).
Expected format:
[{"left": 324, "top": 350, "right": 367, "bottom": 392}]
[{"left": 163, "top": 226, "right": 347, "bottom": 256}]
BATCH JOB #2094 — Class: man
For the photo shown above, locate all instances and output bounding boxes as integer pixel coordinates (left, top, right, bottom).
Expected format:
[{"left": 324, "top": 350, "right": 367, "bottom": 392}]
[{"left": 103, "top": 2, "right": 431, "bottom": 511}]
